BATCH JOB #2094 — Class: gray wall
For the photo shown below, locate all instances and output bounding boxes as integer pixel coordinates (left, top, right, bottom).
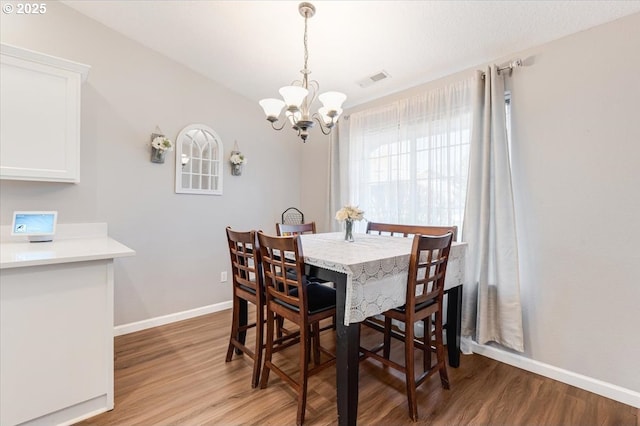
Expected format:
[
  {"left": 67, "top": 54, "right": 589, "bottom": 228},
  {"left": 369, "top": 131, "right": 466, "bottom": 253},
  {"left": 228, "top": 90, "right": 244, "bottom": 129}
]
[
  {"left": 0, "top": 2, "right": 303, "bottom": 325},
  {"left": 509, "top": 12, "right": 640, "bottom": 395},
  {"left": 301, "top": 13, "right": 640, "bottom": 393}
]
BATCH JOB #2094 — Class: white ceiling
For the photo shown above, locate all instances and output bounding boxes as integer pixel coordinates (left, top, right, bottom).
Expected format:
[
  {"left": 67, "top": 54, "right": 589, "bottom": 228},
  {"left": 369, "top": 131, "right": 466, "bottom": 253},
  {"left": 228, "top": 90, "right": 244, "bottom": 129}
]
[{"left": 62, "top": 1, "right": 640, "bottom": 108}]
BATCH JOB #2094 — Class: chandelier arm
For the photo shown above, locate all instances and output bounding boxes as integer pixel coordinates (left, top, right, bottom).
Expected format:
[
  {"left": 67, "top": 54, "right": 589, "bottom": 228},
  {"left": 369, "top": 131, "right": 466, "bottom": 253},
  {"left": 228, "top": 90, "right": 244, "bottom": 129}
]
[
  {"left": 299, "top": 80, "right": 319, "bottom": 118},
  {"left": 271, "top": 119, "right": 287, "bottom": 131},
  {"left": 313, "top": 115, "right": 333, "bottom": 135},
  {"left": 306, "top": 80, "right": 319, "bottom": 103},
  {"left": 287, "top": 109, "right": 301, "bottom": 127}
]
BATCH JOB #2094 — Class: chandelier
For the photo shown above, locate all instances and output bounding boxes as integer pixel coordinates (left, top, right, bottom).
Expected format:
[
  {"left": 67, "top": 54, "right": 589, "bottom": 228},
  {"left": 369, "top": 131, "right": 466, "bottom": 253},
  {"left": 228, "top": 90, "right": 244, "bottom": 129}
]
[{"left": 259, "top": 2, "right": 346, "bottom": 143}]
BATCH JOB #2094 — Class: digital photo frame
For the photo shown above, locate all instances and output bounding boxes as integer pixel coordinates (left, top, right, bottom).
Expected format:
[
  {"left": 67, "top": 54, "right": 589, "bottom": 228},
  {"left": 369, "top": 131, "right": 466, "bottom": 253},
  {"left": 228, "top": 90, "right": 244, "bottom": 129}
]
[{"left": 11, "top": 211, "right": 58, "bottom": 242}]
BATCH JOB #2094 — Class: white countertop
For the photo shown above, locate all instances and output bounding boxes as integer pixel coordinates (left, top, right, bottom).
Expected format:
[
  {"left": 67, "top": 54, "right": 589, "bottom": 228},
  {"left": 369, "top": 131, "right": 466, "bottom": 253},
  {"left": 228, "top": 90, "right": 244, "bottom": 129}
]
[
  {"left": 1, "top": 237, "right": 135, "bottom": 269},
  {"left": 0, "top": 223, "right": 135, "bottom": 269}
]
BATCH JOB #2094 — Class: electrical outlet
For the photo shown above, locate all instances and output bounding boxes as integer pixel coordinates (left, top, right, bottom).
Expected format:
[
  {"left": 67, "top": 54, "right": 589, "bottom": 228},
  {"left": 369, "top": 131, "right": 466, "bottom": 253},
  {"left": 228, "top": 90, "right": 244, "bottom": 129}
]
[{"left": 220, "top": 271, "right": 228, "bottom": 282}]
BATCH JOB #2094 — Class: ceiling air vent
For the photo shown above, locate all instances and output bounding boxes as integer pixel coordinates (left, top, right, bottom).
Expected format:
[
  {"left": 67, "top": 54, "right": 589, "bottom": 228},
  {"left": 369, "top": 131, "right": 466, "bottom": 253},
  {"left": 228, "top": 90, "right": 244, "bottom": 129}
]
[{"left": 357, "top": 70, "right": 390, "bottom": 88}]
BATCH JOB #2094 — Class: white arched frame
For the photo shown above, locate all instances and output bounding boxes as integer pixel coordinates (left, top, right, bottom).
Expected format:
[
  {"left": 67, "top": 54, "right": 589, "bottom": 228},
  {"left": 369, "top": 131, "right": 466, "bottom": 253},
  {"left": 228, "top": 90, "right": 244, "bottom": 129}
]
[{"left": 175, "top": 124, "right": 223, "bottom": 195}]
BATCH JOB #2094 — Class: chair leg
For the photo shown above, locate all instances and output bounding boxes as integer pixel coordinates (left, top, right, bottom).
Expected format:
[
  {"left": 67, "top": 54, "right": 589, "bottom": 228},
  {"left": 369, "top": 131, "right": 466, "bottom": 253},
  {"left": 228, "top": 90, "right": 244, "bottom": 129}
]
[
  {"left": 383, "top": 316, "right": 392, "bottom": 359},
  {"left": 423, "top": 316, "right": 432, "bottom": 372},
  {"left": 435, "top": 311, "right": 450, "bottom": 389},
  {"left": 312, "top": 322, "right": 321, "bottom": 365},
  {"left": 260, "top": 310, "right": 275, "bottom": 389},
  {"left": 297, "top": 323, "right": 309, "bottom": 426},
  {"left": 405, "top": 319, "right": 418, "bottom": 422},
  {"left": 251, "top": 302, "right": 264, "bottom": 388},
  {"left": 226, "top": 295, "right": 239, "bottom": 362},
  {"left": 276, "top": 314, "right": 284, "bottom": 339}
]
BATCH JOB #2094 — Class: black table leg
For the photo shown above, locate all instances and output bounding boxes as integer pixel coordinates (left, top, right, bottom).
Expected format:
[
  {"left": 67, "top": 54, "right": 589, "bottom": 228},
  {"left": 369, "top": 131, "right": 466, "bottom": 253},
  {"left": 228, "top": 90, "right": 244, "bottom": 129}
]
[
  {"left": 445, "top": 284, "right": 462, "bottom": 368},
  {"left": 334, "top": 271, "right": 359, "bottom": 426}
]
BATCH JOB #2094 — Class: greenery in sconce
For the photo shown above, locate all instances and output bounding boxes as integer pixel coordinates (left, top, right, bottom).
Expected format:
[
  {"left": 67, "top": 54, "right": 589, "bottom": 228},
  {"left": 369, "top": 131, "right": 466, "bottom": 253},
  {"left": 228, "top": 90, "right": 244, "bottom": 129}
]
[
  {"left": 229, "top": 153, "right": 246, "bottom": 165},
  {"left": 151, "top": 136, "right": 174, "bottom": 152}
]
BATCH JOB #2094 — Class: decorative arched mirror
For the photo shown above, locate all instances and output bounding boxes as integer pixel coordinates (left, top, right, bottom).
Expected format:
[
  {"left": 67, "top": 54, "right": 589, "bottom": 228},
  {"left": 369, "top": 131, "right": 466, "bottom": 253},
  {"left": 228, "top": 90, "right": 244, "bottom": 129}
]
[{"left": 175, "top": 124, "right": 223, "bottom": 195}]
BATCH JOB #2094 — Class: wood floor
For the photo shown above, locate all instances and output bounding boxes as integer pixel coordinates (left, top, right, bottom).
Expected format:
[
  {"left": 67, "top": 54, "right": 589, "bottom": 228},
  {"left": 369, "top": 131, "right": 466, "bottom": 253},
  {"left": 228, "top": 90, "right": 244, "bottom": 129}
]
[{"left": 77, "top": 310, "right": 638, "bottom": 426}]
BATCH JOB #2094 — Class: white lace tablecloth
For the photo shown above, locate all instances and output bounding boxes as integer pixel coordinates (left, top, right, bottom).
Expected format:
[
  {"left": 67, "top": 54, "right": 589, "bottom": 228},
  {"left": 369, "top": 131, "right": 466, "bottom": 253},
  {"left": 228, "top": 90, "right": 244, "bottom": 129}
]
[{"left": 300, "top": 232, "right": 466, "bottom": 325}]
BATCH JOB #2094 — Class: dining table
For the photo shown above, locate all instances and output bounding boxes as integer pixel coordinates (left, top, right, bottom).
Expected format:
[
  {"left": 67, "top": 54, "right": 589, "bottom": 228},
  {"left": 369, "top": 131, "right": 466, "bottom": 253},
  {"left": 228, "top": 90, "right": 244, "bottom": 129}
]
[{"left": 299, "top": 231, "right": 467, "bottom": 426}]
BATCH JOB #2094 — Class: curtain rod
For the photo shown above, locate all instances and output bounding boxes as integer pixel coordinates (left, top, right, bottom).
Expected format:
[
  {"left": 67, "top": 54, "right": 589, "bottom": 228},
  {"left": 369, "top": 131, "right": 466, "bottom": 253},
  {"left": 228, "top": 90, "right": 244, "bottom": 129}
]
[{"left": 482, "top": 58, "right": 523, "bottom": 78}]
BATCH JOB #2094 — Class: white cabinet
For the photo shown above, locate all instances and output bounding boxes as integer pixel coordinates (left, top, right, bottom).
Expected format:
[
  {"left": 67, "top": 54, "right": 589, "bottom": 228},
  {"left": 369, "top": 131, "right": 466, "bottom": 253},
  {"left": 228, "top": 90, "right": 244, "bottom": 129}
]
[
  {"left": 0, "top": 44, "right": 90, "bottom": 183},
  {"left": 0, "top": 224, "right": 135, "bottom": 426}
]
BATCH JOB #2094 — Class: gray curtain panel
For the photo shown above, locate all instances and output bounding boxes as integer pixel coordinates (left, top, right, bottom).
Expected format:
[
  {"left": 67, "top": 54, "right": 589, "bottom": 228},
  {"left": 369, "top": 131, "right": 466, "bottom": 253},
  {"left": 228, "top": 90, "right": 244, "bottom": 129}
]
[{"left": 462, "top": 66, "right": 524, "bottom": 352}]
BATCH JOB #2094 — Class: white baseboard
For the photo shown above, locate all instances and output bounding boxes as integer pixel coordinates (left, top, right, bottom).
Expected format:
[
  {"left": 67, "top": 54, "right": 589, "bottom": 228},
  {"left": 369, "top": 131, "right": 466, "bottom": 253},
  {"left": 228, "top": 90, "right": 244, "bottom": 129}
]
[
  {"left": 114, "top": 301, "right": 232, "bottom": 336},
  {"left": 470, "top": 341, "right": 640, "bottom": 409}
]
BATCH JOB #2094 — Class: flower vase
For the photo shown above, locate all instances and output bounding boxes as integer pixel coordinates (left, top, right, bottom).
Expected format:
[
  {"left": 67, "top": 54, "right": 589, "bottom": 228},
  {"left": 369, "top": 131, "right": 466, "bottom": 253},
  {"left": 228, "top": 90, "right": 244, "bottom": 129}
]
[
  {"left": 231, "top": 164, "right": 242, "bottom": 176},
  {"left": 344, "top": 219, "right": 354, "bottom": 242},
  {"left": 151, "top": 147, "right": 165, "bottom": 164}
]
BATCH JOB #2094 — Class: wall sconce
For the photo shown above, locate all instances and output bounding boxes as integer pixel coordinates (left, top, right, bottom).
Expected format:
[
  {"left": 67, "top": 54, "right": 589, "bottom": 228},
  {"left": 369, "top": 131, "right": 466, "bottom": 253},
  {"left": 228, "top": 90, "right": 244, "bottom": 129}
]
[
  {"left": 181, "top": 154, "right": 190, "bottom": 167},
  {"left": 229, "top": 140, "right": 246, "bottom": 176},
  {"left": 150, "top": 125, "right": 173, "bottom": 164}
]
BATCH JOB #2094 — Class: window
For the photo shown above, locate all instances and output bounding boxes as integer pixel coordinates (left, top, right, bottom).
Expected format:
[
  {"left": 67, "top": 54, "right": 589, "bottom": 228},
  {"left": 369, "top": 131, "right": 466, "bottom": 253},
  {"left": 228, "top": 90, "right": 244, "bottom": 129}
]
[{"left": 348, "top": 79, "right": 472, "bottom": 232}]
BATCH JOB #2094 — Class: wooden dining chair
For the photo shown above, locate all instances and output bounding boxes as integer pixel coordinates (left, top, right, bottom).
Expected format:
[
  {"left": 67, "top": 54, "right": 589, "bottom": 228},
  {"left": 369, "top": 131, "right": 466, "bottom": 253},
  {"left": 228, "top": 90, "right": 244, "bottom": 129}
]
[
  {"left": 276, "top": 221, "right": 316, "bottom": 236},
  {"left": 360, "top": 232, "right": 454, "bottom": 421},
  {"left": 365, "top": 222, "right": 461, "bottom": 366},
  {"left": 366, "top": 221, "right": 458, "bottom": 241},
  {"left": 277, "top": 221, "right": 335, "bottom": 332},
  {"left": 276, "top": 221, "right": 327, "bottom": 281},
  {"left": 224, "top": 227, "right": 264, "bottom": 388},
  {"left": 257, "top": 231, "right": 336, "bottom": 426}
]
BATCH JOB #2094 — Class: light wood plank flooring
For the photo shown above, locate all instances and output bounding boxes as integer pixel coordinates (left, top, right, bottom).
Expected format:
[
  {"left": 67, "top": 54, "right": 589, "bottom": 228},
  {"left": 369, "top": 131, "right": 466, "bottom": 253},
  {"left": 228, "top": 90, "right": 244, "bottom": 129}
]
[{"left": 77, "top": 310, "right": 638, "bottom": 425}]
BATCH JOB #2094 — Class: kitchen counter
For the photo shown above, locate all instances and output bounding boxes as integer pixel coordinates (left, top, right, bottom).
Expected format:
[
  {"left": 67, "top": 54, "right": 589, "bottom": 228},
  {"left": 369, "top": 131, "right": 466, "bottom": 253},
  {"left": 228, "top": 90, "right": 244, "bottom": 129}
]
[
  {"left": 0, "top": 223, "right": 135, "bottom": 426},
  {"left": 1, "top": 236, "right": 134, "bottom": 269}
]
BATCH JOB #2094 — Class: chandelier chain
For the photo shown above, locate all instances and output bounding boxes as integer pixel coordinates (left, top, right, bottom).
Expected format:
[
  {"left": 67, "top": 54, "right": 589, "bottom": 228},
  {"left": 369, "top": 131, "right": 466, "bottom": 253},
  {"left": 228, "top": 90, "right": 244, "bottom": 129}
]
[{"left": 303, "top": 9, "right": 309, "bottom": 86}]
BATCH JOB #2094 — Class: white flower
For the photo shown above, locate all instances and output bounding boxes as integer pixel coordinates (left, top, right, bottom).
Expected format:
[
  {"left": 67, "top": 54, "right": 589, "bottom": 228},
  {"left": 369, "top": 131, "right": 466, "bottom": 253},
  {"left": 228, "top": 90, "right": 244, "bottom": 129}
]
[
  {"left": 151, "top": 136, "right": 173, "bottom": 152},
  {"left": 230, "top": 153, "right": 246, "bottom": 165},
  {"left": 335, "top": 204, "right": 365, "bottom": 222}
]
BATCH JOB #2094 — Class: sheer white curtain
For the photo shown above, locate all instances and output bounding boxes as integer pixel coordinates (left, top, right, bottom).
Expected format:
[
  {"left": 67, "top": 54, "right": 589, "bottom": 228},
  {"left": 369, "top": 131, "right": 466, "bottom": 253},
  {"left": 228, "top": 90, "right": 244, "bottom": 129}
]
[
  {"left": 348, "top": 79, "right": 473, "bottom": 232},
  {"left": 327, "top": 121, "right": 351, "bottom": 231},
  {"left": 461, "top": 67, "right": 524, "bottom": 352}
]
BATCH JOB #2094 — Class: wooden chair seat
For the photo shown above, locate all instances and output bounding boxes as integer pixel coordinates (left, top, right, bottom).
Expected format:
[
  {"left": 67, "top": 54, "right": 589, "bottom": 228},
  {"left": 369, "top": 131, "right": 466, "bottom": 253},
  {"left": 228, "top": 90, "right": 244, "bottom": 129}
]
[{"left": 278, "top": 282, "right": 337, "bottom": 314}]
